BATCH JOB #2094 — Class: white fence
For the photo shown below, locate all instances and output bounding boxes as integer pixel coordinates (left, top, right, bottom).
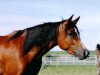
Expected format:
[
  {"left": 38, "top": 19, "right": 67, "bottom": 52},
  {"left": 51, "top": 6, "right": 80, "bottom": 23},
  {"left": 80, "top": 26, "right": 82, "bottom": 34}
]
[{"left": 42, "top": 55, "right": 96, "bottom": 65}]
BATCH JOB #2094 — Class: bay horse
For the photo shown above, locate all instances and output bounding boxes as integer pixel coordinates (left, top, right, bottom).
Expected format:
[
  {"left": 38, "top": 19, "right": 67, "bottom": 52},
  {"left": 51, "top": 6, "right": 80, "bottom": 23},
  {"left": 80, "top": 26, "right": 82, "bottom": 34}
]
[
  {"left": 0, "top": 15, "right": 89, "bottom": 75},
  {"left": 96, "top": 44, "right": 100, "bottom": 75}
]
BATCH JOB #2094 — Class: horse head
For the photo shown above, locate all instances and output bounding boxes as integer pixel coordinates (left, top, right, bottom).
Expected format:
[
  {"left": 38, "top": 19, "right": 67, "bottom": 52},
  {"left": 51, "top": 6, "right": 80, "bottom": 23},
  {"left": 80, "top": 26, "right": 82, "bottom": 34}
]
[{"left": 57, "top": 15, "right": 89, "bottom": 60}]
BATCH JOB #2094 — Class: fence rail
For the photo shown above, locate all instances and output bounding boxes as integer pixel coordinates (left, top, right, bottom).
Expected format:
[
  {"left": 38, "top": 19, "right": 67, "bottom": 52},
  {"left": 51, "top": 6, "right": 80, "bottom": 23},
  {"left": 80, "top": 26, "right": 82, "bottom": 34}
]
[{"left": 42, "top": 55, "right": 96, "bottom": 65}]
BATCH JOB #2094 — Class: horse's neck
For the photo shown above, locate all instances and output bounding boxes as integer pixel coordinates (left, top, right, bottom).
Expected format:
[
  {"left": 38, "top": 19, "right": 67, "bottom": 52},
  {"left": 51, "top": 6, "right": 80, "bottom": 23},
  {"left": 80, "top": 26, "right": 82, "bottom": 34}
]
[{"left": 23, "top": 40, "right": 57, "bottom": 64}]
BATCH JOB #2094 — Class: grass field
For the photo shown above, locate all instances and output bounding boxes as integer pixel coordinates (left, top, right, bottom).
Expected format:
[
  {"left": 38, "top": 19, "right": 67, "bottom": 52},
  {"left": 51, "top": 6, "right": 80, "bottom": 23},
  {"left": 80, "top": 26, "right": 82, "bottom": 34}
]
[
  {"left": 39, "top": 51, "right": 96, "bottom": 75},
  {"left": 39, "top": 65, "right": 96, "bottom": 75}
]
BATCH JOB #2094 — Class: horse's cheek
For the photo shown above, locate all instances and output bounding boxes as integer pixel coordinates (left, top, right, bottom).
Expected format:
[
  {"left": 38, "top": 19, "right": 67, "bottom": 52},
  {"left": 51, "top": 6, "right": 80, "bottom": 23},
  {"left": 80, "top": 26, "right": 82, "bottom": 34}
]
[{"left": 58, "top": 39, "right": 69, "bottom": 50}]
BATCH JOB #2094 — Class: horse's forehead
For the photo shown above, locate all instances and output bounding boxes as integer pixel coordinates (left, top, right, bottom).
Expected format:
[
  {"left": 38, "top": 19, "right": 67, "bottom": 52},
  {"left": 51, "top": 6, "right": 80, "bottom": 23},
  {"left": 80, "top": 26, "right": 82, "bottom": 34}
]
[{"left": 69, "top": 28, "right": 75, "bottom": 31}]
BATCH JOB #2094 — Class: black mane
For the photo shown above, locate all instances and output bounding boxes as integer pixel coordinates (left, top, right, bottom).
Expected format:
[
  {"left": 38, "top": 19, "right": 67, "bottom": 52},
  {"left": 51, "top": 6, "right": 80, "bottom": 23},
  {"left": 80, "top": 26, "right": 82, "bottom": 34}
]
[
  {"left": 22, "top": 22, "right": 61, "bottom": 55},
  {"left": 7, "top": 20, "right": 80, "bottom": 56}
]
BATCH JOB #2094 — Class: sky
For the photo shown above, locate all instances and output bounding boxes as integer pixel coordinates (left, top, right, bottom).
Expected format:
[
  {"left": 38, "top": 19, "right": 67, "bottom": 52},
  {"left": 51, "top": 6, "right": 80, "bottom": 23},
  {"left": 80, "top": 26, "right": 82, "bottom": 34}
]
[{"left": 0, "top": 0, "right": 100, "bottom": 50}]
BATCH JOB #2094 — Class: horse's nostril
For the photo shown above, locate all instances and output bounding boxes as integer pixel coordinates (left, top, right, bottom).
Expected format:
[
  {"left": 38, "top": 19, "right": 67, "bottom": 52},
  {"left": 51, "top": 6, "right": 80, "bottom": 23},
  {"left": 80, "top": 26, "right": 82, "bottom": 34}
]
[
  {"left": 84, "top": 50, "right": 89, "bottom": 57},
  {"left": 84, "top": 51, "right": 87, "bottom": 55}
]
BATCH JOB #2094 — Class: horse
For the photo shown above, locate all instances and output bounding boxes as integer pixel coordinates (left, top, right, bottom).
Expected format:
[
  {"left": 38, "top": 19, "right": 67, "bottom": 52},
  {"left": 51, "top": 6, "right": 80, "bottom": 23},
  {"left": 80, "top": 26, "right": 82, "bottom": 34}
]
[
  {"left": 0, "top": 15, "right": 89, "bottom": 75},
  {"left": 96, "top": 44, "right": 100, "bottom": 75}
]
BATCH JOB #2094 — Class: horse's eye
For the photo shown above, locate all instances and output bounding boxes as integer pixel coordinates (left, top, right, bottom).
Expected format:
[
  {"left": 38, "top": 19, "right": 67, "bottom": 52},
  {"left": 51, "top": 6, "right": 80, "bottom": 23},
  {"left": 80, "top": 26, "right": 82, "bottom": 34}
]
[
  {"left": 67, "top": 32, "right": 77, "bottom": 39},
  {"left": 68, "top": 32, "right": 74, "bottom": 36},
  {"left": 67, "top": 32, "right": 73, "bottom": 35}
]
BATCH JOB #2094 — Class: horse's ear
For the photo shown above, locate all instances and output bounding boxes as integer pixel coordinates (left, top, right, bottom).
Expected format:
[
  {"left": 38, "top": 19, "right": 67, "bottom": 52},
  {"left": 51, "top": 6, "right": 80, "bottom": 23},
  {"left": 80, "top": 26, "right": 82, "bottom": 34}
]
[
  {"left": 68, "top": 14, "right": 74, "bottom": 22},
  {"left": 62, "top": 14, "right": 74, "bottom": 29},
  {"left": 63, "top": 14, "right": 74, "bottom": 25},
  {"left": 73, "top": 16, "right": 80, "bottom": 25}
]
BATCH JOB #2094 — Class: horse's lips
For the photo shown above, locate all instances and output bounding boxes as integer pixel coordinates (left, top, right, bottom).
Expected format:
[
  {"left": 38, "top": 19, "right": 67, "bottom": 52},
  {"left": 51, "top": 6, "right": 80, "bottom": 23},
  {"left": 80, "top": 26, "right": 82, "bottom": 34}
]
[{"left": 74, "top": 53, "right": 88, "bottom": 60}]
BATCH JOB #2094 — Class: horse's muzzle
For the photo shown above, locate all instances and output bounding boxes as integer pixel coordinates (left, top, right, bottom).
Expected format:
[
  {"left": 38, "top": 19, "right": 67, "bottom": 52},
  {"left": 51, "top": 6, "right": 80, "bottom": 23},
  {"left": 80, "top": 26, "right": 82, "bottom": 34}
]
[
  {"left": 83, "top": 50, "right": 90, "bottom": 59},
  {"left": 79, "top": 50, "right": 90, "bottom": 60}
]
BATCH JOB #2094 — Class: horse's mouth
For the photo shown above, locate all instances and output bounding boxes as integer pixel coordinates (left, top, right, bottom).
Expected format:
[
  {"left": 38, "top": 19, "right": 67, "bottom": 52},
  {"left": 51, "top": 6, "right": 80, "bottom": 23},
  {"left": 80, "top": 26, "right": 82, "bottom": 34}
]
[
  {"left": 75, "top": 51, "right": 90, "bottom": 60},
  {"left": 78, "top": 55, "right": 89, "bottom": 60}
]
